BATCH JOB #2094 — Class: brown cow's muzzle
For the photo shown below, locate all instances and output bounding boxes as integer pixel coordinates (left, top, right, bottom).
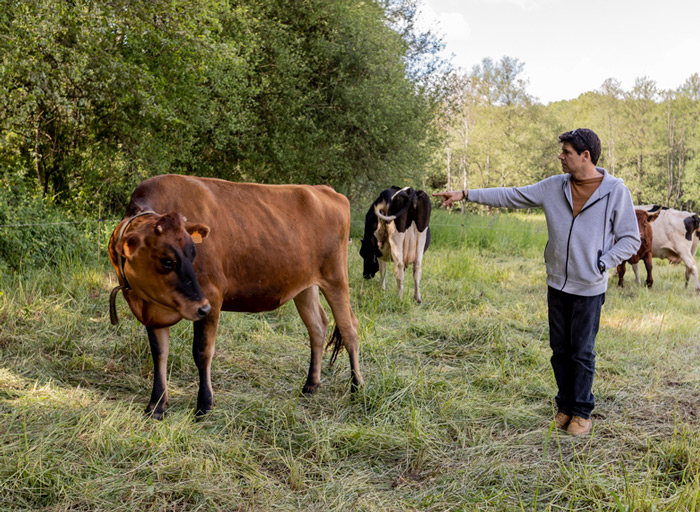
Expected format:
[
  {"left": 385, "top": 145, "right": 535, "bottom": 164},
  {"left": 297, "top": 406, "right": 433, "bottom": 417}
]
[
  {"left": 178, "top": 297, "right": 212, "bottom": 321},
  {"left": 195, "top": 302, "right": 212, "bottom": 319}
]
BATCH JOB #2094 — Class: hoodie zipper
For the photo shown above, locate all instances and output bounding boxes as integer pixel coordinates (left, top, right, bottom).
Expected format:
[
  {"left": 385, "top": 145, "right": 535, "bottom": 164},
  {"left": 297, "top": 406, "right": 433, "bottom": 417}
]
[
  {"left": 561, "top": 216, "right": 576, "bottom": 290},
  {"left": 560, "top": 193, "right": 609, "bottom": 292}
]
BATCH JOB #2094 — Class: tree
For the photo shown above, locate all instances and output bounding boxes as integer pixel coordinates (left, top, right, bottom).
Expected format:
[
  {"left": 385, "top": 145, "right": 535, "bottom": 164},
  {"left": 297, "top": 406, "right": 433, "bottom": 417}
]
[
  {"left": 596, "top": 78, "right": 624, "bottom": 175},
  {"left": 0, "top": 0, "right": 448, "bottom": 213},
  {"left": 664, "top": 74, "right": 700, "bottom": 209},
  {"left": 622, "top": 76, "right": 661, "bottom": 204},
  {"left": 438, "top": 56, "right": 552, "bottom": 192}
]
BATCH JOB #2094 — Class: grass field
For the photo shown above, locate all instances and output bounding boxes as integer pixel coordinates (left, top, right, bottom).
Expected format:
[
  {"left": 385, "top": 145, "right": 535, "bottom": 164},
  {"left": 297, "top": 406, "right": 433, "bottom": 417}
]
[{"left": 1, "top": 210, "right": 700, "bottom": 511}]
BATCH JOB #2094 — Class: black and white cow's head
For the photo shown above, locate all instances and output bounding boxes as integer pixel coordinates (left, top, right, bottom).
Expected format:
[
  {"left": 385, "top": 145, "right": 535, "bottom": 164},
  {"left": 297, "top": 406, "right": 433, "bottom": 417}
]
[
  {"left": 360, "top": 186, "right": 401, "bottom": 279},
  {"left": 684, "top": 213, "right": 700, "bottom": 241}
]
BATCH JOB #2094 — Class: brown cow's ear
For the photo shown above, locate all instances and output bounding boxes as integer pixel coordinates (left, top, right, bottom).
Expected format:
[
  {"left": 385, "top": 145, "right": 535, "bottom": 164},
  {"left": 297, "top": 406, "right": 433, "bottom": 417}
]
[
  {"left": 186, "top": 222, "right": 210, "bottom": 244},
  {"left": 119, "top": 233, "right": 143, "bottom": 259},
  {"left": 648, "top": 211, "right": 661, "bottom": 222}
]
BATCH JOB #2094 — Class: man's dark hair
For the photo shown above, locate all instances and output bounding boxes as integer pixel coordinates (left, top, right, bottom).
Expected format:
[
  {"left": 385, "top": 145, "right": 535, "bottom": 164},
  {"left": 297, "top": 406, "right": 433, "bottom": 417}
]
[{"left": 558, "top": 128, "right": 602, "bottom": 165}]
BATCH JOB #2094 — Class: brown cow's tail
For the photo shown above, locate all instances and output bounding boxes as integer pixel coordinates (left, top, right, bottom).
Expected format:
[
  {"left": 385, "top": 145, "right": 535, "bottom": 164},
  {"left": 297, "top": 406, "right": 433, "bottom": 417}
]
[{"left": 325, "top": 323, "right": 344, "bottom": 367}]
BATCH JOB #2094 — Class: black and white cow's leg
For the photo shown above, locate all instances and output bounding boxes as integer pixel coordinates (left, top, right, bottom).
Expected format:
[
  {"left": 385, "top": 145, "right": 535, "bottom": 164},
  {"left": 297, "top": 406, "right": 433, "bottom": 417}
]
[
  {"left": 145, "top": 326, "right": 170, "bottom": 420},
  {"left": 393, "top": 260, "right": 405, "bottom": 296},
  {"left": 379, "top": 259, "right": 387, "bottom": 291},
  {"left": 681, "top": 252, "right": 700, "bottom": 293},
  {"left": 192, "top": 308, "right": 220, "bottom": 417},
  {"left": 631, "top": 262, "right": 641, "bottom": 285},
  {"left": 389, "top": 234, "right": 405, "bottom": 297},
  {"left": 412, "top": 259, "right": 423, "bottom": 303},
  {"left": 293, "top": 286, "right": 329, "bottom": 394},
  {"left": 412, "top": 231, "right": 427, "bottom": 303}
]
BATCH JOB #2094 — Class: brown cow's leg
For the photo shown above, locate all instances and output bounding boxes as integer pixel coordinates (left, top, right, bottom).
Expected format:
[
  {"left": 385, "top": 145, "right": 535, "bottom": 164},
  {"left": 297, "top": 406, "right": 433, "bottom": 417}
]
[
  {"left": 616, "top": 263, "right": 626, "bottom": 287},
  {"left": 146, "top": 327, "right": 170, "bottom": 420},
  {"left": 644, "top": 253, "right": 653, "bottom": 287},
  {"left": 293, "top": 286, "right": 329, "bottom": 394},
  {"left": 320, "top": 281, "right": 363, "bottom": 391},
  {"left": 192, "top": 309, "right": 220, "bottom": 417}
]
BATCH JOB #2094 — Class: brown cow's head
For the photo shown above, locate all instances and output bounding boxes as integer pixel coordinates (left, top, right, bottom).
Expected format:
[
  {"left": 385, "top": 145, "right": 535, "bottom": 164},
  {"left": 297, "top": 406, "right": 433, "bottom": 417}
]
[
  {"left": 634, "top": 209, "right": 660, "bottom": 256},
  {"left": 636, "top": 209, "right": 660, "bottom": 226},
  {"left": 117, "top": 212, "right": 212, "bottom": 321}
]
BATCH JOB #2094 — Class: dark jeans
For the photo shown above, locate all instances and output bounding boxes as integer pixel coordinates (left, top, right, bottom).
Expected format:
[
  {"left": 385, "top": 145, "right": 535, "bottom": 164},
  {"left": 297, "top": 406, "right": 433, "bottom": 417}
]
[{"left": 547, "top": 286, "right": 605, "bottom": 419}]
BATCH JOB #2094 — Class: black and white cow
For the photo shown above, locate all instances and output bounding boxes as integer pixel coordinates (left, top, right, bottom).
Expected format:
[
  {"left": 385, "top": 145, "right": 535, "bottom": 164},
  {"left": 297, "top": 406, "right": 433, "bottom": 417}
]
[
  {"left": 634, "top": 205, "right": 700, "bottom": 293},
  {"left": 359, "top": 186, "right": 431, "bottom": 302}
]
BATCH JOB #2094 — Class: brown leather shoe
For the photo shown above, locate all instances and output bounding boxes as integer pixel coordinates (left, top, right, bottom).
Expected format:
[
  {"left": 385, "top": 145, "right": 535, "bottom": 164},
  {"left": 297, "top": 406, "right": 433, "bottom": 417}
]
[
  {"left": 554, "top": 412, "right": 571, "bottom": 429},
  {"left": 567, "top": 416, "right": 592, "bottom": 436}
]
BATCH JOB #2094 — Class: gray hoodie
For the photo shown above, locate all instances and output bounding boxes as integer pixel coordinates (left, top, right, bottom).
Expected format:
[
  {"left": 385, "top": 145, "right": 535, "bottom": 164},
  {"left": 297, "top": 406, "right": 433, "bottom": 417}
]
[{"left": 468, "top": 168, "right": 641, "bottom": 296}]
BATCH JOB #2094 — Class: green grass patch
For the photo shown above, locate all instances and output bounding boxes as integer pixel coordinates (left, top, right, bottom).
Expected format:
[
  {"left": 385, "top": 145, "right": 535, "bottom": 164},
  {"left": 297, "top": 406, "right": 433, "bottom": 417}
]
[{"left": 1, "top": 212, "right": 700, "bottom": 510}]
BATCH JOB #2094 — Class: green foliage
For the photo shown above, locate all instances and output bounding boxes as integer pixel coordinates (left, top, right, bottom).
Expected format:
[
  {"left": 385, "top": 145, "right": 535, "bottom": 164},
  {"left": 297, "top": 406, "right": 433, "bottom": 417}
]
[
  {"left": 0, "top": 177, "right": 93, "bottom": 271},
  {"left": 435, "top": 63, "right": 700, "bottom": 212},
  {"left": 0, "top": 0, "right": 446, "bottom": 213}
]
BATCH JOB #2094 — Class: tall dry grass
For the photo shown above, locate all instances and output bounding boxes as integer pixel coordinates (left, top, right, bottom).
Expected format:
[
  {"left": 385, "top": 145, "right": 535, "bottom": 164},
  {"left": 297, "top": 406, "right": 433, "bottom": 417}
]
[{"left": 1, "top": 210, "right": 699, "bottom": 511}]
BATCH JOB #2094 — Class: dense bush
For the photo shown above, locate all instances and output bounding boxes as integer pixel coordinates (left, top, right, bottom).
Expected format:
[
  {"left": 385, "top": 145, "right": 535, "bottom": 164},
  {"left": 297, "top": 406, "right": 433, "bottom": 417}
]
[
  {"left": 0, "top": 0, "right": 446, "bottom": 215},
  {"left": 0, "top": 178, "right": 94, "bottom": 271}
]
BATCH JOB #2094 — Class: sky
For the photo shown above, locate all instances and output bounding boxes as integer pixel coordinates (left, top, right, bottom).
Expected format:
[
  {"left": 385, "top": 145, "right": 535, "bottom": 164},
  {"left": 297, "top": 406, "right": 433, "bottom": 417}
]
[{"left": 419, "top": 0, "right": 700, "bottom": 104}]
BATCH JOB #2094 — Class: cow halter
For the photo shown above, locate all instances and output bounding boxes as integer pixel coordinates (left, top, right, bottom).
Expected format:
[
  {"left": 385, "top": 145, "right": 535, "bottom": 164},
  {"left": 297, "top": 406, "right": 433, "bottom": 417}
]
[{"left": 109, "top": 210, "right": 157, "bottom": 325}]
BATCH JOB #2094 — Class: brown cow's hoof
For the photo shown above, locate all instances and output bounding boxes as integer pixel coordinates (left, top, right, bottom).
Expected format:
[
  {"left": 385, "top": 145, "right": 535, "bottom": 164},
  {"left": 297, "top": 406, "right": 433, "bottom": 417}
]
[
  {"left": 145, "top": 408, "right": 167, "bottom": 421},
  {"left": 301, "top": 382, "right": 319, "bottom": 395},
  {"left": 350, "top": 380, "right": 363, "bottom": 393},
  {"left": 194, "top": 408, "right": 212, "bottom": 421}
]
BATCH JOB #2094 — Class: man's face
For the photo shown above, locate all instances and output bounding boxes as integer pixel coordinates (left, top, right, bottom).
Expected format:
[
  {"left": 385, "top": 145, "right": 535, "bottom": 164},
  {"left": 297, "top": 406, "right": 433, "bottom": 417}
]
[{"left": 559, "top": 142, "right": 588, "bottom": 177}]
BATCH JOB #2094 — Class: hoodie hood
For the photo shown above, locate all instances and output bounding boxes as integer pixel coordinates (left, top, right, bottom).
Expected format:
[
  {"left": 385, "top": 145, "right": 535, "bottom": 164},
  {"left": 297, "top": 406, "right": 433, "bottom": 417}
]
[{"left": 561, "top": 167, "right": 624, "bottom": 214}]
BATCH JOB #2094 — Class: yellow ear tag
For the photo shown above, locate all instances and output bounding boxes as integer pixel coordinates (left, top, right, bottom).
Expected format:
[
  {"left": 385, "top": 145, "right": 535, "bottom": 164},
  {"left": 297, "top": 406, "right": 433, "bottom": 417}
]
[{"left": 191, "top": 232, "right": 203, "bottom": 244}]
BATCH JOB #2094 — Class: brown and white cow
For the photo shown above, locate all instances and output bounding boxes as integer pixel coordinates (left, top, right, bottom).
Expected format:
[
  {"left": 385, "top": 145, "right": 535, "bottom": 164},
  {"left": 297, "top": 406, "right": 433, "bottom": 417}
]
[
  {"left": 617, "top": 209, "right": 659, "bottom": 288},
  {"left": 359, "top": 186, "right": 431, "bottom": 303},
  {"left": 108, "top": 174, "right": 363, "bottom": 419},
  {"left": 634, "top": 205, "right": 700, "bottom": 293}
]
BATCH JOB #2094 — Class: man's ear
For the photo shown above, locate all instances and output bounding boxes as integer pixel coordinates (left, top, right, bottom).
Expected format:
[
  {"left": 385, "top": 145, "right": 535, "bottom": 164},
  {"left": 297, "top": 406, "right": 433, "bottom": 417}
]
[
  {"left": 119, "top": 233, "right": 143, "bottom": 259},
  {"left": 186, "top": 222, "right": 210, "bottom": 244}
]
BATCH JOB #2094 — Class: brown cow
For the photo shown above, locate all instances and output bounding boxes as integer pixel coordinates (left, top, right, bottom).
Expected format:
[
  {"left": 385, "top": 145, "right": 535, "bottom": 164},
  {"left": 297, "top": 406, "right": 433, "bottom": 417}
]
[
  {"left": 617, "top": 209, "right": 660, "bottom": 288},
  {"left": 108, "top": 174, "right": 363, "bottom": 419}
]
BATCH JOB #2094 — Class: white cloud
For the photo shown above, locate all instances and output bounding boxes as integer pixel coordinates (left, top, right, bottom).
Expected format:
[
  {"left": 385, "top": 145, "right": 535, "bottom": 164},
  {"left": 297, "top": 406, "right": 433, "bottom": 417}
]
[
  {"left": 475, "top": 0, "right": 549, "bottom": 10},
  {"left": 420, "top": 0, "right": 700, "bottom": 103},
  {"left": 435, "top": 12, "right": 471, "bottom": 45}
]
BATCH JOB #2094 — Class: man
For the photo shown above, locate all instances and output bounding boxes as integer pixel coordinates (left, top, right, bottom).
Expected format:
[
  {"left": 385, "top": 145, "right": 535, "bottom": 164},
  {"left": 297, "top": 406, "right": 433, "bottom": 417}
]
[{"left": 434, "top": 129, "right": 640, "bottom": 436}]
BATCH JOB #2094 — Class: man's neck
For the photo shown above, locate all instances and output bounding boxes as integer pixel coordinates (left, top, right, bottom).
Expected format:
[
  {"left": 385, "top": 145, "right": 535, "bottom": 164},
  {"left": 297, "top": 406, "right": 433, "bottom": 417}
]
[{"left": 572, "top": 165, "right": 601, "bottom": 181}]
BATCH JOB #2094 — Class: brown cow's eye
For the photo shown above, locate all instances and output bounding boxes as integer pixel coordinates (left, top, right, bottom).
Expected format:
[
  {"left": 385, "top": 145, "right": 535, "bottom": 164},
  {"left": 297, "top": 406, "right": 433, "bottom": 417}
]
[{"left": 160, "top": 258, "right": 175, "bottom": 270}]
